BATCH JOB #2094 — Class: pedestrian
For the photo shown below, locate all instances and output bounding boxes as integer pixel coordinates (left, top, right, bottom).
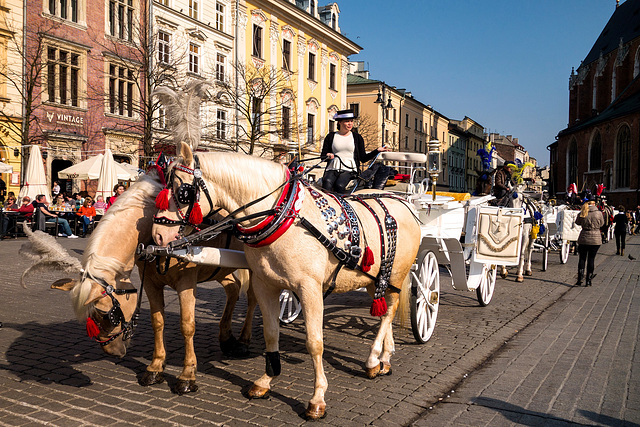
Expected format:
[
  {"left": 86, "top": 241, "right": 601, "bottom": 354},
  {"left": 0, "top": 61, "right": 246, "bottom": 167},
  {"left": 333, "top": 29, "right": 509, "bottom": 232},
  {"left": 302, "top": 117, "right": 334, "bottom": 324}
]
[
  {"left": 613, "top": 206, "right": 628, "bottom": 256},
  {"left": 575, "top": 196, "right": 604, "bottom": 286},
  {"left": 320, "top": 109, "right": 388, "bottom": 194},
  {"left": 626, "top": 210, "right": 635, "bottom": 235},
  {"left": 635, "top": 206, "right": 640, "bottom": 235}
]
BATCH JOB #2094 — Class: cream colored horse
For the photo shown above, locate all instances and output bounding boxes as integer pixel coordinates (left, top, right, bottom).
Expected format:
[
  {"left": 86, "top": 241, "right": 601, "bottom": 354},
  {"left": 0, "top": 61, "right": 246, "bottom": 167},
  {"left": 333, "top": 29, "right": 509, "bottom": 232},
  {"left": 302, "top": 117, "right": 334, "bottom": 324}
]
[
  {"left": 48, "top": 172, "right": 256, "bottom": 394},
  {"left": 152, "top": 143, "right": 420, "bottom": 419}
]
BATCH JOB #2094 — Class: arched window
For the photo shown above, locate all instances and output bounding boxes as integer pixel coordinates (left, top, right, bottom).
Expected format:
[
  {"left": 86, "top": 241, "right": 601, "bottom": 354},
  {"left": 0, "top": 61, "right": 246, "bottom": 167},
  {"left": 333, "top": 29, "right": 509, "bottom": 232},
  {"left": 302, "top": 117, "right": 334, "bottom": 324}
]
[
  {"left": 589, "top": 131, "right": 601, "bottom": 170},
  {"left": 615, "top": 125, "right": 631, "bottom": 188},
  {"left": 611, "top": 68, "right": 617, "bottom": 103},
  {"left": 568, "top": 139, "right": 578, "bottom": 186},
  {"left": 592, "top": 75, "right": 597, "bottom": 110},
  {"left": 634, "top": 46, "right": 640, "bottom": 78}
]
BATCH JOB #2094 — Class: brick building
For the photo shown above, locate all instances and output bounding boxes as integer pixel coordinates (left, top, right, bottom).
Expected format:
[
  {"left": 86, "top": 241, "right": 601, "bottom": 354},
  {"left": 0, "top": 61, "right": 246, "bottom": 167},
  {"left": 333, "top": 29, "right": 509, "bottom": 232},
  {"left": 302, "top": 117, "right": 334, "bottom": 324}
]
[
  {"left": 26, "top": 0, "right": 146, "bottom": 194},
  {"left": 551, "top": 0, "right": 640, "bottom": 208}
]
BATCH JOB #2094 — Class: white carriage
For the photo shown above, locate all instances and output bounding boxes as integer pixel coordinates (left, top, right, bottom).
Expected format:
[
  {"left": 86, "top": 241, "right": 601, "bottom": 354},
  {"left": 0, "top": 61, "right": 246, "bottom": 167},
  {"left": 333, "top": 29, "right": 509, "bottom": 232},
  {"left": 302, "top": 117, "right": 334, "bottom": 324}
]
[
  {"left": 377, "top": 152, "right": 524, "bottom": 343},
  {"left": 553, "top": 206, "right": 581, "bottom": 264}
]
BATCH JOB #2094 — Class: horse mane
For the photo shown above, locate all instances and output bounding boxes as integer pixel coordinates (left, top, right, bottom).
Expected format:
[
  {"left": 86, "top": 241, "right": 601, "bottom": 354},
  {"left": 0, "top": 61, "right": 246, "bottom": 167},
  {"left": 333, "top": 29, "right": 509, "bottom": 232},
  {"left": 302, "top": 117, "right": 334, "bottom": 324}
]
[
  {"left": 72, "top": 171, "right": 163, "bottom": 321},
  {"left": 196, "top": 151, "right": 287, "bottom": 204}
]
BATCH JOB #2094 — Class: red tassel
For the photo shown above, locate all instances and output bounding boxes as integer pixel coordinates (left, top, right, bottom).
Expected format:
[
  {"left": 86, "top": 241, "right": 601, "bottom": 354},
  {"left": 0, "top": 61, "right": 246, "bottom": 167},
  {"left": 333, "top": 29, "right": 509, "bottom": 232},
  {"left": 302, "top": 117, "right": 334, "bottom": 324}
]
[
  {"left": 362, "top": 246, "right": 374, "bottom": 272},
  {"left": 370, "top": 298, "right": 387, "bottom": 317},
  {"left": 86, "top": 317, "right": 100, "bottom": 338},
  {"left": 189, "top": 202, "right": 203, "bottom": 225},
  {"left": 155, "top": 188, "right": 171, "bottom": 210}
]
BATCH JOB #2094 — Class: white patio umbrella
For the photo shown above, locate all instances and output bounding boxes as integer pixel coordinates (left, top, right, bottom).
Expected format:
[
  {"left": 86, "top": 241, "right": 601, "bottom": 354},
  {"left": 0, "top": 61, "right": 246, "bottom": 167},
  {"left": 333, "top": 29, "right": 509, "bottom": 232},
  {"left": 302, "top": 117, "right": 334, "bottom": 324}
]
[
  {"left": 58, "top": 153, "right": 135, "bottom": 181},
  {"left": 95, "top": 149, "right": 120, "bottom": 201},
  {"left": 117, "top": 161, "right": 143, "bottom": 181},
  {"left": 19, "top": 145, "right": 51, "bottom": 203},
  {"left": 0, "top": 161, "right": 13, "bottom": 173}
]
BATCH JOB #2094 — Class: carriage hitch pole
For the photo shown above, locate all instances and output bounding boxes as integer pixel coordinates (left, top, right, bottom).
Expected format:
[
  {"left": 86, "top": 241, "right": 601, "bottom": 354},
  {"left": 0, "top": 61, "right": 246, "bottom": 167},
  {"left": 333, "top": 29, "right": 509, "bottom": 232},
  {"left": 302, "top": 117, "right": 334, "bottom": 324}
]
[{"left": 137, "top": 243, "right": 249, "bottom": 269}]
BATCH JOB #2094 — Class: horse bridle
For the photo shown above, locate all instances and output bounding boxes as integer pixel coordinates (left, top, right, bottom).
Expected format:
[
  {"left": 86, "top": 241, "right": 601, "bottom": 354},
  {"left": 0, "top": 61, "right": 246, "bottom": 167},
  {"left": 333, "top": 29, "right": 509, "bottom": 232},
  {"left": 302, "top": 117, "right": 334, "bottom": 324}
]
[
  {"left": 85, "top": 274, "right": 141, "bottom": 346},
  {"left": 153, "top": 156, "right": 215, "bottom": 234}
]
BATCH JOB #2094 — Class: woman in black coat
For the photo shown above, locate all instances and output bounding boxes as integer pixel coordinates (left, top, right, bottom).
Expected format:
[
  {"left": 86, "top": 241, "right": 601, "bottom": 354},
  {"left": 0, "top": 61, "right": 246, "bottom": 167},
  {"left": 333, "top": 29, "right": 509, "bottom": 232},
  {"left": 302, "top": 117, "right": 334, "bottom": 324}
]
[
  {"left": 613, "top": 206, "right": 628, "bottom": 256},
  {"left": 320, "top": 109, "right": 387, "bottom": 193}
]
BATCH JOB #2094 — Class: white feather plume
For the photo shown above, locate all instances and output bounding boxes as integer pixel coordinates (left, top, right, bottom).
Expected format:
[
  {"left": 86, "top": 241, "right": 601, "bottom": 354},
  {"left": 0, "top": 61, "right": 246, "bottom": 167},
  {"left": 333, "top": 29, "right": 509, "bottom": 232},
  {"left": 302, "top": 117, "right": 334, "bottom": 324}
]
[
  {"left": 154, "top": 80, "right": 210, "bottom": 151},
  {"left": 19, "top": 224, "right": 82, "bottom": 288}
]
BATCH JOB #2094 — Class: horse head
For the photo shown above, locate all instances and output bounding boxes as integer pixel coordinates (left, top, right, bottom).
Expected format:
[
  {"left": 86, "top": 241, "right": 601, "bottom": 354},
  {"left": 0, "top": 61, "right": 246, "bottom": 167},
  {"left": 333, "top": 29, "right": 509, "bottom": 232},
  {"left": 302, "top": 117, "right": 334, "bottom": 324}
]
[
  {"left": 51, "top": 272, "right": 139, "bottom": 358},
  {"left": 475, "top": 169, "right": 495, "bottom": 196},
  {"left": 152, "top": 142, "right": 216, "bottom": 246}
]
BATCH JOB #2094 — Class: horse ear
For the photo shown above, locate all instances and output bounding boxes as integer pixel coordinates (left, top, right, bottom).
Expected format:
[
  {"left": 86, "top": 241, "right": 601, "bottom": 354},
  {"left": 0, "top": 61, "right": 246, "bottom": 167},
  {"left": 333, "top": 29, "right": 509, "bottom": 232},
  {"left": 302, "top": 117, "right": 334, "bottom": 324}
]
[
  {"left": 84, "top": 283, "right": 106, "bottom": 306},
  {"left": 178, "top": 141, "right": 194, "bottom": 167},
  {"left": 50, "top": 278, "right": 77, "bottom": 292}
]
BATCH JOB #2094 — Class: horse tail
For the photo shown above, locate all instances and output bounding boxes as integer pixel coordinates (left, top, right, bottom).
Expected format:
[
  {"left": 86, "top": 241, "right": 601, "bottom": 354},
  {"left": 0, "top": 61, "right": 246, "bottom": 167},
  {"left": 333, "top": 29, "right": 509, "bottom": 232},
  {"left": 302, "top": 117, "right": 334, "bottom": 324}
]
[
  {"left": 233, "top": 268, "right": 251, "bottom": 296},
  {"left": 395, "top": 272, "right": 412, "bottom": 329}
]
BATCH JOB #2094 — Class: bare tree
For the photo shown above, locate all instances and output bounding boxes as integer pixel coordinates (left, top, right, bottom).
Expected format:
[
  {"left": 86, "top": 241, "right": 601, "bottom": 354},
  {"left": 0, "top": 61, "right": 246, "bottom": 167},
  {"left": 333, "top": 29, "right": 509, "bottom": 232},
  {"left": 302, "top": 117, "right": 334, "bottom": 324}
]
[
  {"left": 0, "top": 18, "right": 63, "bottom": 152},
  {"left": 209, "top": 61, "right": 305, "bottom": 157}
]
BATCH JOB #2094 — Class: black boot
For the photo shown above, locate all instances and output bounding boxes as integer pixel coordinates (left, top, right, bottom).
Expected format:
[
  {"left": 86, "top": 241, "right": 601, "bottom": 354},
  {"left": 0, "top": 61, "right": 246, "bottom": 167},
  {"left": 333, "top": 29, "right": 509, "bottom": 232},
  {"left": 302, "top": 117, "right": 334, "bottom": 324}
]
[
  {"left": 575, "top": 269, "right": 584, "bottom": 286},
  {"left": 586, "top": 273, "right": 595, "bottom": 287}
]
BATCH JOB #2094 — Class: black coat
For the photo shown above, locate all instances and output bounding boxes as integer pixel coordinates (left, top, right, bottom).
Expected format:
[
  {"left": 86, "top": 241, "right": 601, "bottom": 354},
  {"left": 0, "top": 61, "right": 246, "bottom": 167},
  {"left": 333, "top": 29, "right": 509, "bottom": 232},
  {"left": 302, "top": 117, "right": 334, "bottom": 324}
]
[
  {"left": 613, "top": 213, "right": 628, "bottom": 234},
  {"left": 321, "top": 131, "right": 379, "bottom": 171}
]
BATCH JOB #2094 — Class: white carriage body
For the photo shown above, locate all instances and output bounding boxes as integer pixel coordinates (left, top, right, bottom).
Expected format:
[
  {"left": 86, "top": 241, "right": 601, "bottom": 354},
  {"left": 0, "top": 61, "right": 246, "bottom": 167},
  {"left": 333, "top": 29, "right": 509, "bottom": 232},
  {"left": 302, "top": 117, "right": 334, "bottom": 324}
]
[
  {"left": 557, "top": 208, "right": 581, "bottom": 241},
  {"left": 472, "top": 206, "right": 524, "bottom": 266}
]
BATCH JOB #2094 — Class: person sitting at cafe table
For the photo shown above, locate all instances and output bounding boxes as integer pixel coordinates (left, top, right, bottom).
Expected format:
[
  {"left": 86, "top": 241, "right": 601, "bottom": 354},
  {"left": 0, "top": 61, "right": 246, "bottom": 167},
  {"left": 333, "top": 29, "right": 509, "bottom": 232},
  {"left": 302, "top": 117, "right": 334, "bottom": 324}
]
[
  {"left": 106, "top": 184, "right": 125, "bottom": 210},
  {"left": 33, "top": 194, "right": 78, "bottom": 238},
  {"left": 76, "top": 197, "right": 96, "bottom": 237},
  {"left": 1, "top": 196, "right": 34, "bottom": 239},
  {"left": 93, "top": 195, "right": 107, "bottom": 211},
  {"left": 3, "top": 195, "right": 18, "bottom": 210}
]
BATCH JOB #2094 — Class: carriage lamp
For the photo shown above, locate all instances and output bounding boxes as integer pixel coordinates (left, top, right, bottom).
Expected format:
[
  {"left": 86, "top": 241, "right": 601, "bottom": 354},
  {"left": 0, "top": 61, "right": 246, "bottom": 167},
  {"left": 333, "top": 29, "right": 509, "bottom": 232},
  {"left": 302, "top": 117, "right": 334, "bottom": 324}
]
[{"left": 427, "top": 139, "right": 442, "bottom": 200}]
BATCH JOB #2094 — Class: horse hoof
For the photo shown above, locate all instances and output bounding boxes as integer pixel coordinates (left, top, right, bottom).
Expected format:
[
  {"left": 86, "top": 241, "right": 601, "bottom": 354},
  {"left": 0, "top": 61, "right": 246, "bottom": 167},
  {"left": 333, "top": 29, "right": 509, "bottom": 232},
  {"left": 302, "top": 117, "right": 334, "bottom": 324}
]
[
  {"left": 516, "top": 276, "right": 524, "bottom": 282},
  {"left": 365, "top": 363, "right": 381, "bottom": 379},
  {"left": 139, "top": 371, "right": 164, "bottom": 387},
  {"left": 247, "top": 384, "right": 270, "bottom": 399},
  {"left": 220, "top": 335, "right": 238, "bottom": 356},
  {"left": 173, "top": 379, "right": 198, "bottom": 395},
  {"left": 379, "top": 362, "right": 392, "bottom": 376},
  {"left": 232, "top": 342, "right": 251, "bottom": 358},
  {"left": 525, "top": 271, "right": 533, "bottom": 276},
  {"left": 304, "top": 402, "right": 327, "bottom": 420},
  {"left": 500, "top": 273, "right": 508, "bottom": 279}
]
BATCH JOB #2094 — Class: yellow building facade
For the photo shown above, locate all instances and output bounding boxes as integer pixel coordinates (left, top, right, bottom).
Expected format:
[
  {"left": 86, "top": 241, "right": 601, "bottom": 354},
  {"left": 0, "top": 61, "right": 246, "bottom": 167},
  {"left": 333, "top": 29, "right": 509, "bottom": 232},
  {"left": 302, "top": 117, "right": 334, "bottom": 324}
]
[
  {"left": 236, "top": 0, "right": 360, "bottom": 157},
  {"left": 0, "top": 0, "right": 23, "bottom": 198}
]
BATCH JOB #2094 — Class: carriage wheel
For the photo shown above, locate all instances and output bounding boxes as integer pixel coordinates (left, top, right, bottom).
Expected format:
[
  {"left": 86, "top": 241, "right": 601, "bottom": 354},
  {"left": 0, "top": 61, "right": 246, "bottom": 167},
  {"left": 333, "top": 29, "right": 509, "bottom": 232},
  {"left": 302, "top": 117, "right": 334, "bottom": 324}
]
[
  {"left": 279, "top": 290, "right": 301, "bottom": 324},
  {"left": 541, "top": 230, "right": 549, "bottom": 271},
  {"left": 476, "top": 264, "right": 497, "bottom": 306},
  {"left": 560, "top": 240, "right": 570, "bottom": 264},
  {"left": 410, "top": 251, "right": 440, "bottom": 343}
]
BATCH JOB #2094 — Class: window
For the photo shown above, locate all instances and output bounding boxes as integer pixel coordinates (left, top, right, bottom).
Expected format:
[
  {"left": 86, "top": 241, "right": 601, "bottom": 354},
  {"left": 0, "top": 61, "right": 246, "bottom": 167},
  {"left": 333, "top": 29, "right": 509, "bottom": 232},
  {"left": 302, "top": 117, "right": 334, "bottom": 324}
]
[
  {"left": 216, "top": 109, "right": 227, "bottom": 140},
  {"left": 282, "top": 39, "right": 291, "bottom": 71},
  {"left": 215, "top": 2, "right": 224, "bottom": 32},
  {"left": 188, "top": 43, "right": 199, "bottom": 74},
  {"left": 392, "top": 109, "right": 396, "bottom": 122},
  {"left": 282, "top": 106, "right": 291, "bottom": 140},
  {"left": 189, "top": 0, "right": 198, "bottom": 20},
  {"left": 109, "top": 0, "right": 134, "bottom": 42},
  {"left": 157, "top": 106, "right": 167, "bottom": 129},
  {"left": 616, "top": 125, "right": 631, "bottom": 188},
  {"left": 405, "top": 113, "right": 409, "bottom": 127},
  {"left": 414, "top": 118, "right": 418, "bottom": 130},
  {"left": 213, "top": 53, "right": 225, "bottom": 81},
  {"left": 47, "top": 47, "right": 80, "bottom": 107},
  {"left": 48, "top": 0, "right": 79, "bottom": 22},
  {"left": 589, "top": 132, "right": 601, "bottom": 170},
  {"left": 329, "top": 63, "right": 336, "bottom": 90},
  {"left": 109, "top": 63, "right": 135, "bottom": 117},
  {"left": 349, "top": 103, "right": 359, "bottom": 118},
  {"left": 252, "top": 25, "right": 262, "bottom": 58},
  {"left": 252, "top": 97, "right": 261, "bottom": 132},
  {"left": 158, "top": 0, "right": 169, "bottom": 5},
  {"left": 308, "top": 52, "right": 315, "bottom": 80},
  {"left": 158, "top": 31, "right": 170, "bottom": 64},
  {"left": 307, "top": 113, "right": 315, "bottom": 144}
]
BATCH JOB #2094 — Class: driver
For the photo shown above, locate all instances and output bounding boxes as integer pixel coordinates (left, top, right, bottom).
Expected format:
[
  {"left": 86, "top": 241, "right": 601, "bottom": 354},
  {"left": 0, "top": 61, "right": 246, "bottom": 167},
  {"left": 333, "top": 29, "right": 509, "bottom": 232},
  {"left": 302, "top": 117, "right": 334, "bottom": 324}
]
[{"left": 320, "top": 109, "right": 388, "bottom": 194}]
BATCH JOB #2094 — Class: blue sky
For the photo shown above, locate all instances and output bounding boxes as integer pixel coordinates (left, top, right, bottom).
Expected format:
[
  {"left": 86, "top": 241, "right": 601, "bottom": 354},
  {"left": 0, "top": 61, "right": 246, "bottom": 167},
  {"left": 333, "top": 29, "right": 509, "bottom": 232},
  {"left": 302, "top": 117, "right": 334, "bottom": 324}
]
[{"left": 337, "top": 0, "right": 618, "bottom": 167}]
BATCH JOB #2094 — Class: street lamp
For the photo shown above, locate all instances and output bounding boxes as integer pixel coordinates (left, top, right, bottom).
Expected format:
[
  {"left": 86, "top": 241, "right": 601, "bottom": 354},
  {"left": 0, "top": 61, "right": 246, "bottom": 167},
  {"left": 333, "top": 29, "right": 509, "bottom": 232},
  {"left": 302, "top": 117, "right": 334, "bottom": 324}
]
[
  {"left": 374, "top": 82, "right": 393, "bottom": 147},
  {"left": 427, "top": 139, "right": 442, "bottom": 200}
]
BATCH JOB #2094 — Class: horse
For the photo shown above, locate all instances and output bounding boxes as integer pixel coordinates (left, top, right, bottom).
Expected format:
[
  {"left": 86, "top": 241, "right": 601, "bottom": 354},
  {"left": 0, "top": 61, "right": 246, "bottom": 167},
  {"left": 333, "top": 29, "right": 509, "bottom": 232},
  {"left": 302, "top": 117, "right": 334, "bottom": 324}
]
[
  {"left": 151, "top": 142, "right": 421, "bottom": 419},
  {"left": 24, "top": 171, "right": 257, "bottom": 394}
]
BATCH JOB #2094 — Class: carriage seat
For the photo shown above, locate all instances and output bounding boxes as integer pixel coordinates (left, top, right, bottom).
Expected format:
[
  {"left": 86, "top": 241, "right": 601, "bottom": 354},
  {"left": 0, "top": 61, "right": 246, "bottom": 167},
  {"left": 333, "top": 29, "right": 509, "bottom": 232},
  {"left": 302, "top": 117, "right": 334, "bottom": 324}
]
[{"left": 377, "top": 151, "right": 427, "bottom": 164}]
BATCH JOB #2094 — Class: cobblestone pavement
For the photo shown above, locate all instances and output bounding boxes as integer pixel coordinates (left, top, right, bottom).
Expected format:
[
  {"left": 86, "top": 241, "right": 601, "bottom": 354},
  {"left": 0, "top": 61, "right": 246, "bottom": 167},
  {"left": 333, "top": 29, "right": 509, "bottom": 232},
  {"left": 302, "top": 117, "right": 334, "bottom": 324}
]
[{"left": 0, "top": 234, "right": 637, "bottom": 426}]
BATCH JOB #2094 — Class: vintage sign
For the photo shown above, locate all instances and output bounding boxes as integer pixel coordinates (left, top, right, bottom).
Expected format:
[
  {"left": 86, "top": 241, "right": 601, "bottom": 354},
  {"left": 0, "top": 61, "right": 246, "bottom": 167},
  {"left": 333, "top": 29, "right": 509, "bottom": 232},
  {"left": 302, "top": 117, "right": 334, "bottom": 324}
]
[{"left": 46, "top": 111, "right": 84, "bottom": 127}]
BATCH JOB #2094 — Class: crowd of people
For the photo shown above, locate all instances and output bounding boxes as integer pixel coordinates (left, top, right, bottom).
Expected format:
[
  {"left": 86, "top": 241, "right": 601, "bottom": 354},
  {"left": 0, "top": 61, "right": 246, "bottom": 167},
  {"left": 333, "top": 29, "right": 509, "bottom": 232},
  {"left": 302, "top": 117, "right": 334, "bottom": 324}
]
[{"left": 1, "top": 182, "right": 126, "bottom": 240}]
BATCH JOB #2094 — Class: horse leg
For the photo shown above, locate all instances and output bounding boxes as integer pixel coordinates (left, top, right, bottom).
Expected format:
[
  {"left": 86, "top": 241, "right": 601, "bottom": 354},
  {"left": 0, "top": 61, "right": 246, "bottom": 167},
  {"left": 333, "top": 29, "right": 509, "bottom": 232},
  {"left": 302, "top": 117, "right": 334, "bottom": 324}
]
[
  {"left": 516, "top": 231, "right": 529, "bottom": 282},
  {"left": 173, "top": 281, "right": 198, "bottom": 395},
  {"left": 247, "top": 282, "right": 282, "bottom": 400},
  {"left": 238, "top": 282, "right": 257, "bottom": 354},
  {"left": 218, "top": 273, "right": 242, "bottom": 356},
  {"left": 525, "top": 244, "right": 533, "bottom": 276},
  {"left": 366, "top": 291, "right": 400, "bottom": 379},
  {"left": 139, "top": 278, "right": 166, "bottom": 387},
  {"left": 501, "top": 265, "right": 508, "bottom": 279}
]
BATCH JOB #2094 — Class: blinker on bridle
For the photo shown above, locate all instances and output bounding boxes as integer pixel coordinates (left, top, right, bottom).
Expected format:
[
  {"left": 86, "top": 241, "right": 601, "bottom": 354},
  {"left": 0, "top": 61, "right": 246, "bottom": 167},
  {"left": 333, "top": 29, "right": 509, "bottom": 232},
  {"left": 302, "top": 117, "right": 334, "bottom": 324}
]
[{"left": 84, "top": 275, "right": 140, "bottom": 346}]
